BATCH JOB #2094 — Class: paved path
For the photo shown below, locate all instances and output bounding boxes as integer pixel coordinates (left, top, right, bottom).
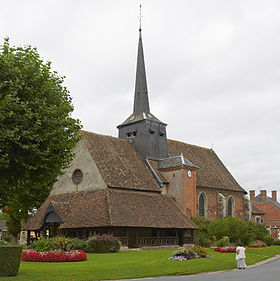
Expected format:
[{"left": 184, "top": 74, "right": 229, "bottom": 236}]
[{"left": 116, "top": 255, "right": 280, "bottom": 281}]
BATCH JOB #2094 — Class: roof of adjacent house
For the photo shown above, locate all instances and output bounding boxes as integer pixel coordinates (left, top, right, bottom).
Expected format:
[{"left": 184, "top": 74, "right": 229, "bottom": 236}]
[
  {"left": 251, "top": 204, "right": 265, "bottom": 215},
  {"left": 255, "top": 194, "right": 280, "bottom": 209},
  {"left": 253, "top": 195, "right": 280, "bottom": 222},
  {"left": 81, "top": 130, "right": 160, "bottom": 192},
  {"left": 167, "top": 139, "right": 246, "bottom": 193},
  {"left": 24, "top": 189, "right": 197, "bottom": 231}
]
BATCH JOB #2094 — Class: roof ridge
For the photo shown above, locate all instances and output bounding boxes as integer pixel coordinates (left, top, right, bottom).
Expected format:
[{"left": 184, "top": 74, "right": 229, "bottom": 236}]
[
  {"left": 168, "top": 139, "right": 213, "bottom": 151},
  {"left": 80, "top": 130, "right": 130, "bottom": 143}
]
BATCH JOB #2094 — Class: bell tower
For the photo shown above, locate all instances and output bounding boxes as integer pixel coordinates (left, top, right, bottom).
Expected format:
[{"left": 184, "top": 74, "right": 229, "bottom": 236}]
[{"left": 117, "top": 23, "right": 168, "bottom": 160}]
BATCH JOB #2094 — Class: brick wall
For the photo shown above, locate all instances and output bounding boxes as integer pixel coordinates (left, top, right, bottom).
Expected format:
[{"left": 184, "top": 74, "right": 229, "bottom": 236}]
[
  {"left": 196, "top": 187, "right": 246, "bottom": 220},
  {"left": 161, "top": 167, "right": 197, "bottom": 218},
  {"left": 163, "top": 165, "right": 247, "bottom": 220}
]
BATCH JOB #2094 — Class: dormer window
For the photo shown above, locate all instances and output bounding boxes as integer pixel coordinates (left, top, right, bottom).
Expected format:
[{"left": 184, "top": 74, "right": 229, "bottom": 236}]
[{"left": 126, "top": 131, "right": 137, "bottom": 138}]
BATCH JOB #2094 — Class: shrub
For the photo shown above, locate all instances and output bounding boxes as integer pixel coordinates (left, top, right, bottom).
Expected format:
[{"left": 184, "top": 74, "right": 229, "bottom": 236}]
[
  {"left": 273, "top": 240, "right": 280, "bottom": 246},
  {"left": 216, "top": 236, "right": 230, "bottom": 247},
  {"left": 196, "top": 236, "right": 211, "bottom": 247},
  {"left": 190, "top": 245, "right": 208, "bottom": 257},
  {"left": 72, "top": 238, "right": 87, "bottom": 252},
  {"left": 192, "top": 218, "right": 211, "bottom": 247},
  {"left": 208, "top": 219, "right": 229, "bottom": 241},
  {"left": 87, "top": 234, "right": 120, "bottom": 253},
  {"left": 264, "top": 235, "right": 275, "bottom": 246},
  {"left": 0, "top": 245, "right": 22, "bottom": 277},
  {"left": 30, "top": 237, "right": 50, "bottom": 252},
  {"left": 22, "top": 249, "right": 86, "bottom": 262},
  {"left": 248, "top": 240, "right": 266, "bottom": 247},
  {"left": 3, "top": 236, "right": 12, "bottom": 243},
  {"left": 49, "top": 236, "right": 73, "bottom": 251}
]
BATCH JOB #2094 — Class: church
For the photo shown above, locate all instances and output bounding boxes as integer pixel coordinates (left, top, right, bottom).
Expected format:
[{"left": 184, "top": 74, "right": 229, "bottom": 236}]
[{"left": 25, "top": 26, "right": 248, "bottom": 248}]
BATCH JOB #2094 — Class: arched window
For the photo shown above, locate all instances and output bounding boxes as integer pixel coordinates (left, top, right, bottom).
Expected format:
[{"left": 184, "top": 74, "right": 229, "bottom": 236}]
[
  {"left": 227, "top": 197, "right": 234, "bottom": 216},
  {"left": 198, "top": 193, "right": 207, "bottom": 217}
]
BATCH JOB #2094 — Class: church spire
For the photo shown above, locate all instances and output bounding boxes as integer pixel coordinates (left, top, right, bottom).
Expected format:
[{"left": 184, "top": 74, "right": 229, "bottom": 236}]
[
  {"left": 133, "top": 6, "right": 150, "bottom": 114},
  {"left": 117, "top": 8, "right": 168, "bottom": 160}
]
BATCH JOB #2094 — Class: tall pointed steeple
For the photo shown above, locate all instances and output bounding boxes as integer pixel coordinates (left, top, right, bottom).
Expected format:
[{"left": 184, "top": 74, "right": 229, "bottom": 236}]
[
  {"left": 133, "top": 27, "right": 150, "bottom": 114},
  {"left": 117, "top": 12, "right": 169, "bottom": 160}
]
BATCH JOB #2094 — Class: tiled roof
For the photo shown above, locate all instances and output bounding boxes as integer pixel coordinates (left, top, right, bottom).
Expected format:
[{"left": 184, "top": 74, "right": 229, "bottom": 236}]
[
  {"left": 81, "top": 130, "right": 160, "bottom": 192},
  {"left": 253, "top": 202, "right": 280, "bottom": 221},
  {"left": 167, "top": 139, "right": 245, "bottom": 193},
  {"left": 24, "top": 189, "right": 197, "bottom": 230},
  {"left": 251, "top": 204, "right": 265, "bottom": 215},
  {"left": 147, "top": 160, "right": 169, "bottom": 184},
  {"left": 158, "top": 154, "right": 199, "bottom": 170},
  {"left": 108, "top": 189, "right": 197, "bottom": 229},
  {"left": 24, "top": 190, "right": 110, "bottom": 230},
  {"left": 255, "top": 194, "right": 280, "bottom": 209}
]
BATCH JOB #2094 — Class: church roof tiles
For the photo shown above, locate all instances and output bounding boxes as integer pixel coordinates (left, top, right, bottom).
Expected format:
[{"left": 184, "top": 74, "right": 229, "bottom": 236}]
[
  {"left": 24, "top": 189, "right": 197, "bottom": 230},
  {"left": 81, "top": 130, "right": 160, "bottom": 192},
  {"left": 168, "top": 139, "right": 245, "bottom": 193}
]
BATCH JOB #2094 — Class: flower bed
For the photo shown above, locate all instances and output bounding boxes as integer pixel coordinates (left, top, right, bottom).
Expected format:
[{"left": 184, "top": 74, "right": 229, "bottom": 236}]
[
  {"left": 169, "top": 246, "right": 210, "bottom": 261},
  {"left": 22, "top": 250, "right": 87, "bottom": 262},
  {"left": 248, "top": 240, "right": 267, "bottom": 248},
  {"left": 214, "top": 247, "right": 236, "bottom": 253}
]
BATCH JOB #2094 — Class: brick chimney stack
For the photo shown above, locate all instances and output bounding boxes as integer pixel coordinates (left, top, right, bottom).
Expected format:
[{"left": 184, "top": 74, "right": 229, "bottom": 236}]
[
  {"left": 272, "top": 190, "right": 277, "bottom": 202},
  {"left": 260, "top": 190, "right": 267, "bottom": 201},
  {"left": 250, "top": 190, "right": 255, "bottom": 201}
]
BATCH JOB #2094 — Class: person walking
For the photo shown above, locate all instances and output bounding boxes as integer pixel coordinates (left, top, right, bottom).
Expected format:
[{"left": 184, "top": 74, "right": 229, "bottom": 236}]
[{"left": 236, "top": 242, "right": 247, "bottom": 269}]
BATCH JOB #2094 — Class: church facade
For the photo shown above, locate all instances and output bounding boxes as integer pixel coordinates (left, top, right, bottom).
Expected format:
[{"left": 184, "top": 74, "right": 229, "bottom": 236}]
[{"left": 25, "top": 27, "right": 248, "bottom": 247}]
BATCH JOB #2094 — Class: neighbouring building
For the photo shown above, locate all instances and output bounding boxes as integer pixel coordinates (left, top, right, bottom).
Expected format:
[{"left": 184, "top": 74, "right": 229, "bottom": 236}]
[
  {"left": 24, "top": 25, "right": 248, "bottom": 248},
  {"left": 250, "top": 190, "right": 280, "bottom": 240},
  {"left": 0, "top": 220, "right": 8, "bottom": 240}
]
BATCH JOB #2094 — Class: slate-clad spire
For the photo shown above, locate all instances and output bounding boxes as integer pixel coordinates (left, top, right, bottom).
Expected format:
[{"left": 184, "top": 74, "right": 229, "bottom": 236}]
[
  {"left": 133, "top": 28, "right": 150, "bottom": 114},
  {"left": 117, "top": 18, "right": 169, "bottom": 160}
]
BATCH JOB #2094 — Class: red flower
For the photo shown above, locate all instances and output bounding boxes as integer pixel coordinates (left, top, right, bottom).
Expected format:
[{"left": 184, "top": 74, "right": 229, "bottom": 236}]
[
  {"left": 214, "top": 247, "right": 236, "bottom": 253},
  {"left": 22, "top": 250, "right": 87, "bottom": 262}
]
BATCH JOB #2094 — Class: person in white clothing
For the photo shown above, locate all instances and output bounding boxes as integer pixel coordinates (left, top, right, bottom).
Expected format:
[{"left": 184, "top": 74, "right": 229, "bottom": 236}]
[{"left": 236, "top": 242, "right": 247, "bottom": 269}]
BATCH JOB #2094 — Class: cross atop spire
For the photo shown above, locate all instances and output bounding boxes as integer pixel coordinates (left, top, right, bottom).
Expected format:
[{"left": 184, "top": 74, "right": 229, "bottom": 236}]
[{"left": 139, "top": 4, "right": 142, "bottom": 32}]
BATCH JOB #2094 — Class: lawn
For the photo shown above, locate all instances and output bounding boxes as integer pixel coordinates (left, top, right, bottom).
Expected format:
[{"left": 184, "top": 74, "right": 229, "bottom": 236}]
[{"left": 2, "top": 246, "right": 280, "bottom": 281}]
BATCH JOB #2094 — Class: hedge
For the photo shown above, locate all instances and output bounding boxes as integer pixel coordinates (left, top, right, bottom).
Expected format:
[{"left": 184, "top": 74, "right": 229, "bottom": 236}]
[{"left": 0, "top": 245, "right": 23, "bottom": 277}]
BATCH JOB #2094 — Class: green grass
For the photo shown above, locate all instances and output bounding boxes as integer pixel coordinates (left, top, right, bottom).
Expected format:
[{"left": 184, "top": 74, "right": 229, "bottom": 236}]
[{"left": 1, "top": 246, "right": 280, "bottom": 281}]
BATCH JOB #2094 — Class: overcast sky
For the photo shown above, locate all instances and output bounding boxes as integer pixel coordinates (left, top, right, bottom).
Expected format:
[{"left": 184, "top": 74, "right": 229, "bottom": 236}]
[{"left": 1, "top": 0, "right": 279, "bottom": 199}]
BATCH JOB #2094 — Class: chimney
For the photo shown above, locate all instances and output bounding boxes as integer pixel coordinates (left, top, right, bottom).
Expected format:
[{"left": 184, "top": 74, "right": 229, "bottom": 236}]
[
  {"left": 272, "top": 190, "right": 277, "bottom": 202},
  {"left": 260, "top": 190, "right": 267, "bottom": 201},
  {"left": 250, "top": 190, "right": 255, "bottom": 201}
]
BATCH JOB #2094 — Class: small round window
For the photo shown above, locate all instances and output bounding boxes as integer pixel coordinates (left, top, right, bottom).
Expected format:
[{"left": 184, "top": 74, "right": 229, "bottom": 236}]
[{"left": 72, "top": 169, "right": 83, "bottom": 185}]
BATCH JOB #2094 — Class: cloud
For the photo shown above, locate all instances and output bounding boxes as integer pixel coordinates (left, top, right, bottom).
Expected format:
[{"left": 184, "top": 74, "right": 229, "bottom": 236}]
[{"left": 1, "top": 0, "right": 279, "bottom": 200}]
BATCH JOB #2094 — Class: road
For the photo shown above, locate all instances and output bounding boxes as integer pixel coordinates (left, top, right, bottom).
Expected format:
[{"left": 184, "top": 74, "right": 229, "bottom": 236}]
[{"left": 117, "top": 255, "right": 280, "bottom": 281}]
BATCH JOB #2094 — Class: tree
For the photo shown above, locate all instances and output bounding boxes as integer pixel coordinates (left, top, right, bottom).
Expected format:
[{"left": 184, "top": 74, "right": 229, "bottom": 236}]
[
  {"left": 0, "top": 38, "right": 82, "bottom": 241},
  {"left": 254, "top": 223, "right": 269, "bottom": 241}
]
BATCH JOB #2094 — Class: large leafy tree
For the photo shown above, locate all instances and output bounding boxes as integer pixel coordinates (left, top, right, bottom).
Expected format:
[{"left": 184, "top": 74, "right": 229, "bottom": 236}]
[{"left": 0, "top": 38, "right": 82, "bottom": 240}]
